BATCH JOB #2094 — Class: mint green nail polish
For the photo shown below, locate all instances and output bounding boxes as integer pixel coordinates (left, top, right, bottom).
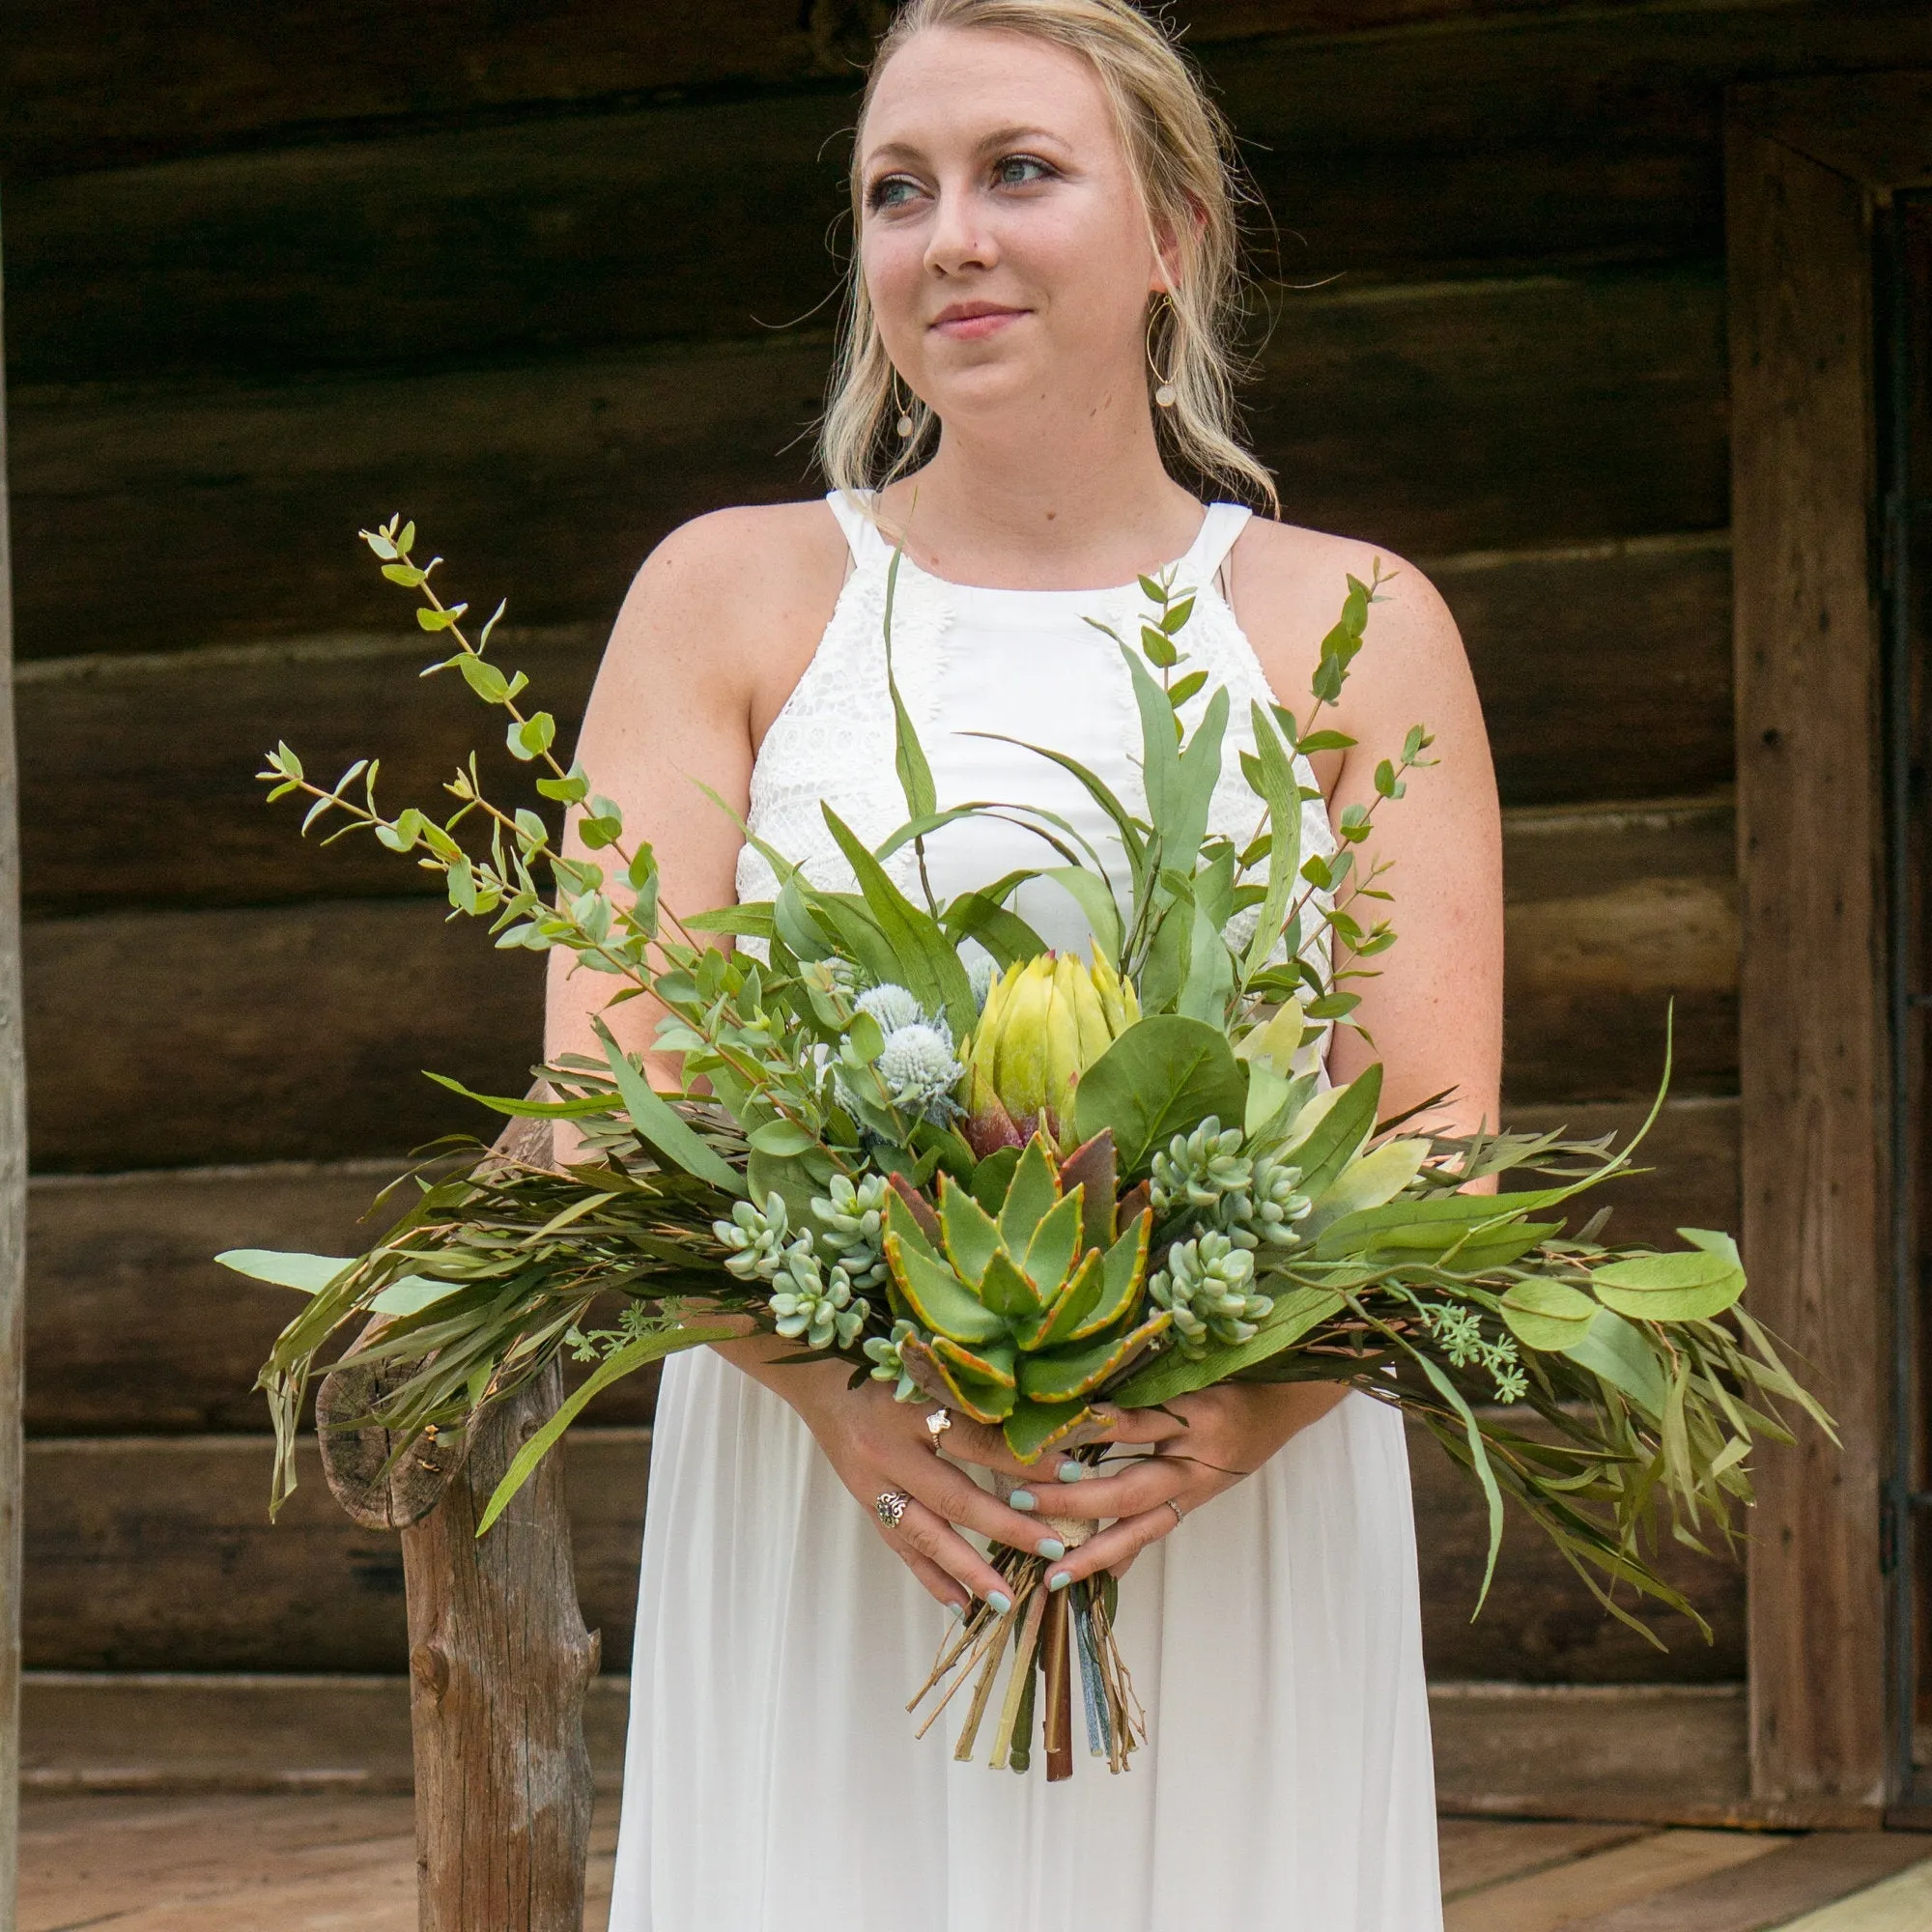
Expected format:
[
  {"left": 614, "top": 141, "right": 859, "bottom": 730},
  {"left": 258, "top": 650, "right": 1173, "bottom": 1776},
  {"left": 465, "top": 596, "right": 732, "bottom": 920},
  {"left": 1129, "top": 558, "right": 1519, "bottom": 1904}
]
[
  {"left": 987, "top": 1591, "right": 1012, "bottom": 1615},
  {"left": 1037, "top": 1537, "right": 1065, "bottom": 1560},
  {"left": 1010, "top": 1490, "right": 1037, "bottom": 1511},
  {"left": 1057, "top": 1463, "right": 1088, "bottom": 1483},
  {"left": 948, "top": 1601, "right": 965, "bottom": 1622},
  {"left": 1047, "top": 1570, "right": 1071, "bottom": 1592}
]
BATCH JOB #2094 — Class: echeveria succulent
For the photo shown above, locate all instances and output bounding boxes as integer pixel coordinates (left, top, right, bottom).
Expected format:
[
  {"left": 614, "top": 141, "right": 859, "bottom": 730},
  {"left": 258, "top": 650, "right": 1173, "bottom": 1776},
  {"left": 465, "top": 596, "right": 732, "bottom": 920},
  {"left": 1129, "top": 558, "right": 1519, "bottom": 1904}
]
[{"left": 880, "top": 1128, "right": 1167, "bottom": 1461}]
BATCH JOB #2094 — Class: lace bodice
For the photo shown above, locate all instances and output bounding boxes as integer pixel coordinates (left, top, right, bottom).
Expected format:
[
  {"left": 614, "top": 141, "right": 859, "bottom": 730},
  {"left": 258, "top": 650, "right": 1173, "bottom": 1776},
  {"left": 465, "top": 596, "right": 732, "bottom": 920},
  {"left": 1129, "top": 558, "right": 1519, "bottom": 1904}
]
[{"left": 736, "top": 491, "right": 1337, "bottom": 960}]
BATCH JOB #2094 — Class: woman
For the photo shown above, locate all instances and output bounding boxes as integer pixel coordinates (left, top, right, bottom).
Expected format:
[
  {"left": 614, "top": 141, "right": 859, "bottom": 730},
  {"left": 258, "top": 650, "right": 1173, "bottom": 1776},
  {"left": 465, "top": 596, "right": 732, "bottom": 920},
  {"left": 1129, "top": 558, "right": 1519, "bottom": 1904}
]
[{"left": 563, "top": 2, "right": 1501, "bottom": 1924}]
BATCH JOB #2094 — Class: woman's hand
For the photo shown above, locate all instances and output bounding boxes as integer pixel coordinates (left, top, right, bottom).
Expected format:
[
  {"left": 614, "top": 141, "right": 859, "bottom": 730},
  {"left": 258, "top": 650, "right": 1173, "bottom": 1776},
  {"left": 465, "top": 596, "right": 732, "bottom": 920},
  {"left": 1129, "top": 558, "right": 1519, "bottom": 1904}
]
[
  {"left": 717, "top": 1338, "right": 1065, "bottom": 1616},
  {"left": 1023, "top": 1382, "right": 1350, "bottom": 1589}
]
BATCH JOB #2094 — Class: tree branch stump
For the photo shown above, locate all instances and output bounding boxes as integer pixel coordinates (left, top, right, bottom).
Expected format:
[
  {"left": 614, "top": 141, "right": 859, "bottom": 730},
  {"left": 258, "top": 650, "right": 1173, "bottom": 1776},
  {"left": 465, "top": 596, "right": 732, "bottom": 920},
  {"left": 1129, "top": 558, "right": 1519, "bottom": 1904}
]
[{"left": 402, "top": 1354, "right": 599, "bottom": 1932}]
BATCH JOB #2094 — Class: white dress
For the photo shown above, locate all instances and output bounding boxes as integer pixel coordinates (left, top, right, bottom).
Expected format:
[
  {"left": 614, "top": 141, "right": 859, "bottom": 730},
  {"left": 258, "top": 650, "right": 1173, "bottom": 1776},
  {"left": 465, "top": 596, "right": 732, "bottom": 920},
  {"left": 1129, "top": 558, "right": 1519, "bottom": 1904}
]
[{"left": 607, "top": 495, "right": 1443, "bottom": 1932}]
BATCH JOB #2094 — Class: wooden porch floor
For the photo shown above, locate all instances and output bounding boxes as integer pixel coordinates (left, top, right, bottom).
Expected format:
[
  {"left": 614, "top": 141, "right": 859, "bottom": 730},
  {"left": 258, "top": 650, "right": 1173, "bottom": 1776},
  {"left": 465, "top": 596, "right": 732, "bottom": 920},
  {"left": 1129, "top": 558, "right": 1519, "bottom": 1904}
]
[{"left": 16, "top": 1795, "right": 1932, "bottom": 1931}]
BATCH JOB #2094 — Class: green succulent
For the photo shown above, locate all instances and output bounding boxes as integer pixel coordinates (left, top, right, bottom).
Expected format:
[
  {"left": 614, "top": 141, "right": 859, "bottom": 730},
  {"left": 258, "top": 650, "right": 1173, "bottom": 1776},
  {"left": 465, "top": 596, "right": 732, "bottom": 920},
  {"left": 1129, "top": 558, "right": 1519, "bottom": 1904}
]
[{"left": 880, "top": 1129, "right": 1167, "bottom": 1462}]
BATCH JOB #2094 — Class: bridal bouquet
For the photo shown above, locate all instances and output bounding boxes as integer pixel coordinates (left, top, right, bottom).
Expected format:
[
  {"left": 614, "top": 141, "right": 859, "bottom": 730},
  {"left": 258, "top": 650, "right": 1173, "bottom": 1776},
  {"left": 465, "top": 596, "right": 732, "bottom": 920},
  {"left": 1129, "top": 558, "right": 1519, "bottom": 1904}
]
[{"left": 224, "top": 516, "right": 1826, "bottom": 1780}]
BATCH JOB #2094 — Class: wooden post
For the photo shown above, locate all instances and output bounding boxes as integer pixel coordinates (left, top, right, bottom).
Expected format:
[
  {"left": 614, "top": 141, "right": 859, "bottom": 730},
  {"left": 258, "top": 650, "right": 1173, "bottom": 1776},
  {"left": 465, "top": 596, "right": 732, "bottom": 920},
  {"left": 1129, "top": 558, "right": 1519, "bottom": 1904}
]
[
  {"left": 1729, "top": 111, "right": 1888, "bottom": 1818},
  {"left": 0, "top": 193, "right": 26, "bottom": 1932},
  {"left": 401, "top": 1358, "right": 598, "bottom": 1932}
]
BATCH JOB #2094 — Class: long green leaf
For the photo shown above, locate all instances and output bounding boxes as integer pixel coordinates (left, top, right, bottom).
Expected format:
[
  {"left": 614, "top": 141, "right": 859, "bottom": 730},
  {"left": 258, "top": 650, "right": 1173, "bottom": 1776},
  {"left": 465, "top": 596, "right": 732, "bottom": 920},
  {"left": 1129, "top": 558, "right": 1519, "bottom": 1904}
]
[
  {"left": 594, "top": 1021, "right": 744, "bottom": 1197},
  {"left": 477, "top": 1322, "right": 732, "bottom": 1534},
  {"left": 1240, "top": 701, "right": 1306, "bottom": 980},
  {"left": 881, "top": 543, "right": 938, "bottom": 822}
]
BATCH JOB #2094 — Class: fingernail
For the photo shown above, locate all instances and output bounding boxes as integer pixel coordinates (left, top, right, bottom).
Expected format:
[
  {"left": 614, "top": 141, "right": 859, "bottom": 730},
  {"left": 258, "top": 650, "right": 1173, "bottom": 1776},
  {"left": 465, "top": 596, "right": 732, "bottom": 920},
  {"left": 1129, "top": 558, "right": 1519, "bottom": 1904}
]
[
  {"left": 1009, "top": 1490, "right": 1037, "bottom": 1511},
  {"left": 1047, "top": 1570, "right": 1071, "bottom": 1592},
  {"left": 987, "top": 1591, "right": 1012, "bottom": 1615},
  {"left": 1057, "top": 1463, "right": 1088, "bottom": 1483},
  {"left": 1037, "top": 1537, "right": 1065, "bottom": 1560},
  {"left": 947, "top": 1601, "right": 965, "bottom": 1622}
]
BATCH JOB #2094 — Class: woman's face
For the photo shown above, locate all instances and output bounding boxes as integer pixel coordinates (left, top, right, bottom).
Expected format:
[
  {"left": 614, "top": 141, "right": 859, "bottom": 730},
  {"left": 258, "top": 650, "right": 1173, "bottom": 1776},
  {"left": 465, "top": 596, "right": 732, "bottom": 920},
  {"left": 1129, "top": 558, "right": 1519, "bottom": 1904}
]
[{"left": 858, "top": 27, "right": 1166, "bottom": 432}]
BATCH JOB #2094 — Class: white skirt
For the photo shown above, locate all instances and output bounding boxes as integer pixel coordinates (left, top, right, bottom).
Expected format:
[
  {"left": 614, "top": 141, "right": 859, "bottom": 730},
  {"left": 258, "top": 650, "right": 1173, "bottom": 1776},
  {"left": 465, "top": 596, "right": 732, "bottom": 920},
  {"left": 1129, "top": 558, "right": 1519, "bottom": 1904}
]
[{"left": 607, "top": 1350, "right": 1443, "bottom": 1931}]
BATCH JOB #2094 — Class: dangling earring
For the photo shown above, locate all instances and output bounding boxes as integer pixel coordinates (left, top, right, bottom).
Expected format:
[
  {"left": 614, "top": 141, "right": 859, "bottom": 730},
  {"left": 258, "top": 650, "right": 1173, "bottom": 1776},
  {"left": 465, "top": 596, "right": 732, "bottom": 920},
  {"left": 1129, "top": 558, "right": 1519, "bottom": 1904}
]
[
  {"left": 893, "top": 375, "right": 917, "bottom": 440},
  {"left": 1148, "top": 296, "right": 1178, "bottom": 410}
]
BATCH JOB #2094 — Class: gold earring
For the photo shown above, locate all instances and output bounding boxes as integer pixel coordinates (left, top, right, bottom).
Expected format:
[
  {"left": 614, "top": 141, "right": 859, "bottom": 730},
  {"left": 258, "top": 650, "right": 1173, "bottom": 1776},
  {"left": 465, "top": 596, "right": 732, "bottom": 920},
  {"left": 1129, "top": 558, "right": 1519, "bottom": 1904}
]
[
  {"left": 1148, "top": 298, "right": 1178, "bottom": 410},
  {"left": 894, "top": 376, "right": 916, "bottom": 440}
]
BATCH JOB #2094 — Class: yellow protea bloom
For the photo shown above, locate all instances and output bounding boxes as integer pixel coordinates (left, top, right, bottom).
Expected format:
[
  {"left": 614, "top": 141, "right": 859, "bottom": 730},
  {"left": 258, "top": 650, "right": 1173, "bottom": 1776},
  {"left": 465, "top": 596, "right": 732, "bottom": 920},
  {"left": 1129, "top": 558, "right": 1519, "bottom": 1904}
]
[{"left": 964, "top": 952, "right": 1140, "bottom": 1153}]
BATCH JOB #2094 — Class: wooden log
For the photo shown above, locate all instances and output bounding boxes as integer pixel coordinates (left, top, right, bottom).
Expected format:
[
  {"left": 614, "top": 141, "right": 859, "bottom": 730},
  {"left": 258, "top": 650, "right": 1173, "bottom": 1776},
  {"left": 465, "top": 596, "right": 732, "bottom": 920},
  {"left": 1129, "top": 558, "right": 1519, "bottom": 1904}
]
[
  {"left": 19, "top": 1418, "right": 1740, "bottom": 1683},
  {"left": 14, "top": 13, "right": 1932, "bottom": 384},
  {"left": 12, "top": 0, "right": 1872, "bottom": 183},
  {"left": 22, "top": 1161, "right": 659, "bottom": 1435},
  {"left": 16, "top": 797, "right": 1738, "bottom": 1173},
  {"left": 0, "top": 217, "right": 27, "bottom": 1932},
  {"left": 1502, "top": 796, "right": 1737, "bottom": 1103},
  {"left": 6, "top": 265, "right": 1727, "bottom": 662},
  {"left": 400, "top": 1358, "right": 595, "bottom": 1932},
  {"left": 10, "top": 535, "right": 1732, "bottom": 916},
  {"left": 20, "top": 1101, "right": 1731, "bottom": 1435},
  {"left": 1727, "top": 110, "right": 1889, "bottom": 1811}
]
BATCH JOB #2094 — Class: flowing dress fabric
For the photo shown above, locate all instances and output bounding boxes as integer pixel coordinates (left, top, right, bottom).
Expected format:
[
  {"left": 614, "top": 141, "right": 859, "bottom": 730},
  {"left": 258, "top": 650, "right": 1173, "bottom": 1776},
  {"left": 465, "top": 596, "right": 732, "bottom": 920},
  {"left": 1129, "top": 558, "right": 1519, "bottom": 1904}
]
[{"left": 608, "top": 496, "right": 1443, "bottom": 1932}]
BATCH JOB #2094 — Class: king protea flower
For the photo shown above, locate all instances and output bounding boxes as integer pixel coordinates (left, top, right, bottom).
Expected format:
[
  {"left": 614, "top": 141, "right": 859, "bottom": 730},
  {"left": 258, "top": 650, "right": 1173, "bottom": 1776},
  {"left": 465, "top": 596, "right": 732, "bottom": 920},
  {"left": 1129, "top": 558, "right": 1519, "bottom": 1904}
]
[{"left": 963, "top": 952, "right": 1139, "bottom": 1156}]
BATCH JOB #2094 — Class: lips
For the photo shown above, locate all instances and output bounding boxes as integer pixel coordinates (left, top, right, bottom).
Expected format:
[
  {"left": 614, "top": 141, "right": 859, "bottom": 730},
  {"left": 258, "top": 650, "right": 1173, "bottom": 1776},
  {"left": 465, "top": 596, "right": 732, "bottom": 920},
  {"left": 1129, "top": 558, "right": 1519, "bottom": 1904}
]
[{"left": 929, "top": 304, "right": 1027, "bottom": 340}]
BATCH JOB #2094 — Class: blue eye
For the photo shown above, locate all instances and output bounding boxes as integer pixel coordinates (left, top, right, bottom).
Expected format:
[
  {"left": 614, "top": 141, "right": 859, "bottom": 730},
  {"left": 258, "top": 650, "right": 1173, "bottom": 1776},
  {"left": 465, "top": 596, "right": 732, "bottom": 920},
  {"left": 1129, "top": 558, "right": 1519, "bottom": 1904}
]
[
  {"left": 995, "top": 154, "right": 1055, "bottom": 187},
  {"left": 867, "top": 175, "right": 922, "bottom": 212}
]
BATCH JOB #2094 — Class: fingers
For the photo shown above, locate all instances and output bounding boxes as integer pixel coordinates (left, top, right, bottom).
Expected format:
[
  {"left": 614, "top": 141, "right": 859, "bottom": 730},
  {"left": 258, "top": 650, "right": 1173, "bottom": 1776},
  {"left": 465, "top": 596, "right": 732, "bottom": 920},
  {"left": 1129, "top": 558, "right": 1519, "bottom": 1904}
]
[
  {"left": 937, "top": 1411, "right": 1094, "bottom": 1487},
  {"left": 1031, "top": 1449, "right": 1187, "bottom": 1525},
  {"left": 1040, "top": 1501, "right": 1182, "bottom": 1588},
  {"left": 1088, "top": 1402, "right": 1189, "bottom": 1447},
  {"left": 880, "top": 1496, "right": 1015, "bottom": 1607},
  {"left": 895, "top": 1542, "right": 971, "bottom": 1617},
  {"left": 908, "top": 1453, "right": 1072, "bottom": 1561}
]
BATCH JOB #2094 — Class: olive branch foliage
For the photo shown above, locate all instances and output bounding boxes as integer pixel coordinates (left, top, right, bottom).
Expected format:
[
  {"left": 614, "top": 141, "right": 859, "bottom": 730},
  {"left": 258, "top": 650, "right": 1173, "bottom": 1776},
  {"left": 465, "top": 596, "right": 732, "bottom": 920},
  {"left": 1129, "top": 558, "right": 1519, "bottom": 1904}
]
[{"left": 236, "top": 515, "right": 1830, "bottom": 1639}]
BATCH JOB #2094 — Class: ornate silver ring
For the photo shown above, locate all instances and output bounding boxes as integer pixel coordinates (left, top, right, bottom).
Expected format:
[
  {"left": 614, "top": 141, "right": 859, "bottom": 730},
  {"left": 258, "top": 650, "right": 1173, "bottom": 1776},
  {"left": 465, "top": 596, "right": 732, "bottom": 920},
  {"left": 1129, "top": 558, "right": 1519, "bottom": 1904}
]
[{"left": 875, "top": 1489, "right": 912, "bottom": 1529}]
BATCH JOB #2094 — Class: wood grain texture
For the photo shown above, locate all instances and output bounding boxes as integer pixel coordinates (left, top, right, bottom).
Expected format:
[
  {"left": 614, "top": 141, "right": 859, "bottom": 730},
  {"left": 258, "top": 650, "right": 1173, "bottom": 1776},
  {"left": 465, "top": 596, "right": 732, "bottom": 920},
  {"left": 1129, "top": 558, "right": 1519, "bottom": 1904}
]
[
  {"left": 13, "top": 12, "right": 1932, "bottom": 384},
  {"left": 1439, "top": 1819, "right": 1651, "bottom": 1902},
  {"left": 1727, "top": 116, "right": 1889, "bottom": 1811},
  {"left": 400, "top": 1360, "right": 594, "bottom": 1932},
  {"left": 18, "top": 1101, "right": 1730, "bottom": 1436},
  {"left": 1443, "top": 1829, "right": 1784, "bottom": 1932},
  {"left": 1730, "top": 72, "right": 1932, "bottom": 192},
  {"left": 18, "top": 797, "right": 1735, "bottom": 1173},
  {"left": 1502, "top": 796, "right": 1738, "bottom": 1102},
  {"left": 18, "top": 1414, "right": 1738, "bottom": 1682},
  {"left": 0, "top": 208, "right": 28, "bottom": 1932},
  {"left": 1779, "top": 1860, "right": 1932, "bottom": 1931},
  {"left": 1564, "top": 1832, "right": 1932, "bottom": 1932},
  {"left": 7, "top": 266, "right": 1726, "bottom": 663},
  {"left": 16, "top": 0, "right": 1893, "bottom": 184},
  {"left": 10, "top": 536, "right": 1732, "bottom": 920}
]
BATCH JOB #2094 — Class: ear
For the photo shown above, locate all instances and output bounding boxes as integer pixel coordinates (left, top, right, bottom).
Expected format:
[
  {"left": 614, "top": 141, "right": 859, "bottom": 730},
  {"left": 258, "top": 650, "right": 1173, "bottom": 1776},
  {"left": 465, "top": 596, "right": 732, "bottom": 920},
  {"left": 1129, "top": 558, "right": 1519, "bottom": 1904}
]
[{"left": 1148, "top": 195, "right": 1207, "bottom": 296}]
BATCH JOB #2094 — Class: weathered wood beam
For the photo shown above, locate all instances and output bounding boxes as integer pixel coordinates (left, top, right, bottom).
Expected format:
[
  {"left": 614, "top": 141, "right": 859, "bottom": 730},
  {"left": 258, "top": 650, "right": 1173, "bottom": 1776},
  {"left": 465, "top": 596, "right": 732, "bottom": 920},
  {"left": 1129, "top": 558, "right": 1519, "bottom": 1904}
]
[
  {"left": 0, "top": 191, "right": 25, "bottom": 1932},
  {"left": 16, "top": 1422, "right": 1743, "bottom": 1684},
  {"left": 17, "top": 1098, "right": 1734, "bottom": 1436},
  {"left": 11, "top": 534, "right": 1733, "bottom": 917},
  {"left": 16, "top": 798, "right": 1738, "bottom": 1170},
  {"left": 7, "top": 266, "right": 1728, "bottom": 662},
  {"left": 0, "top": 0, "right": 1874, "bottom": 185},
  {"left": 1727, "top": 111, "right": 1888, "bottom": 1809}
]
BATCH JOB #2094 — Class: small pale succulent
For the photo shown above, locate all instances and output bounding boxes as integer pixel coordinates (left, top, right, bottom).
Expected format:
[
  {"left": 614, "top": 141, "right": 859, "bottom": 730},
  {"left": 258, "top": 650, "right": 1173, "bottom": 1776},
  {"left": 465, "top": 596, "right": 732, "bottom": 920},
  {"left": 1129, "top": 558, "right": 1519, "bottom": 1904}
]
[
  {"left": 714, "top": 1193, "right": 792, "bottom": 1282},
  {"left": 863, "top": 1317, "right": 923, "bottom": 1402},
  {"left": 1222, "top": 1152, "right": 1313, "bottom": 1250},
  {"left": 881, "top": 1127, "right": 1168, "bottom": 1461},
  {"left": 811, "top": 1172, "right": 891, "bottom": 1291},
  {"left": 1150, "top": 1116, "right": 1250, "bottom": 1219},
  {"left": 1149, "top": 1230, "right": 1275, "bottom": 1357},
  {"left": 768, "top": 1238, "right": 869, "bottom": 1350}
]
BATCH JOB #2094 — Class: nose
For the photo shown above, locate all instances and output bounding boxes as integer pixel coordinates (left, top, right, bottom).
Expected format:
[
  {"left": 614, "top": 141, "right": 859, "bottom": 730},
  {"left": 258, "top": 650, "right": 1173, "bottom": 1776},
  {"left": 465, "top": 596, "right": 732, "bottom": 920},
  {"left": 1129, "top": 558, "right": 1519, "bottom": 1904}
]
[{"left": 923, "top": 178, "right": 998, "bottom": 278}]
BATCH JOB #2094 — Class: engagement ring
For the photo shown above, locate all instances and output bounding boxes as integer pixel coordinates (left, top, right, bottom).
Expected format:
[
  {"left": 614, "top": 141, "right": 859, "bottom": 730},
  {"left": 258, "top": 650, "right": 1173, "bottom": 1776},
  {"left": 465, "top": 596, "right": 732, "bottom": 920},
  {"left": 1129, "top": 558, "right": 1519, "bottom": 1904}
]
[
  {"left": 875, "top": 1489, "right": 912, "bottom": 1529},
  {"left": 1165, "top": 1498, "right": 1185, "bottom": 1527},
  {"left": 924, "top": 1407, "right": 952, "bottom": 1444}
]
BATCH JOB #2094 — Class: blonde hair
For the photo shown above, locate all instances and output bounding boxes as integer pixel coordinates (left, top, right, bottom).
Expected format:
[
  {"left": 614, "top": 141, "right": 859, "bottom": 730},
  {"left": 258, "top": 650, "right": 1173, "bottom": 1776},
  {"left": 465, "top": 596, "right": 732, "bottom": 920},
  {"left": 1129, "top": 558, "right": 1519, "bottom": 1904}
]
[{"left": 820, "top": 0, "right": 1277, "bottom": 514}]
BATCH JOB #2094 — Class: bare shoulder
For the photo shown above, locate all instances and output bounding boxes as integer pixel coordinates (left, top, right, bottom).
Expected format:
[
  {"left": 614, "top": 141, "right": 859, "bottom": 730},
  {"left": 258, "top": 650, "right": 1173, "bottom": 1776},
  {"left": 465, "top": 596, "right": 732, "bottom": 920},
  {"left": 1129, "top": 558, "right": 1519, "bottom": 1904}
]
[
  {"left": 615, "top": 499, "right": 845, "bottom": 645},
  {"left": 1230, "top": 515, "right": 1463, "bottom": 676}
]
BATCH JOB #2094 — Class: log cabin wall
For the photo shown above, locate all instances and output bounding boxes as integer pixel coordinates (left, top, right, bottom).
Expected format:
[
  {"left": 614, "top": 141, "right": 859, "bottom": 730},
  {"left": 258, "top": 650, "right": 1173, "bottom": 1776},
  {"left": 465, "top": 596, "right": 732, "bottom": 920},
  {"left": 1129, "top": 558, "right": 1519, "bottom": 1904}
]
[{"left": 7, "top": 0, "right": 1927, "bottom": 1781}]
